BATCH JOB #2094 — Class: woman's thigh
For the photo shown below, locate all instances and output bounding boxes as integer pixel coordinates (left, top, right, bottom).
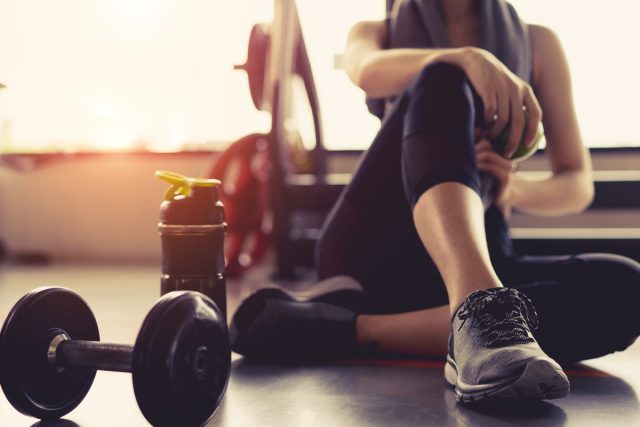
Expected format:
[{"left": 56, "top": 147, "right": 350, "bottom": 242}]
[
  {"left": 502, "top": 253, "right": 640, "bottom": 363},
  {"left": 316, "top": 181, "right": 447, "bottom": 313},
  {"left": 315, "top": 88, "right": 446, "bottom": 313},
  {"left": 317, "top": 204, "right": 512, "bottom": 315}
]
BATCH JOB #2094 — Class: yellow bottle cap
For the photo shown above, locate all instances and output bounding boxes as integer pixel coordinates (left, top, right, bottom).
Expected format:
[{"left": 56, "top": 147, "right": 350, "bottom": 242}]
[{"left": 155, "top": 170, "right": 221, "bottom": 201}]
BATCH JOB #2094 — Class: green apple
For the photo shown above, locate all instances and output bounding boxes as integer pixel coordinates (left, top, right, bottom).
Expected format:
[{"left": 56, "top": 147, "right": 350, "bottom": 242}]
[{"left": 491, "top": 117, "right": 544, "bottom": 162}]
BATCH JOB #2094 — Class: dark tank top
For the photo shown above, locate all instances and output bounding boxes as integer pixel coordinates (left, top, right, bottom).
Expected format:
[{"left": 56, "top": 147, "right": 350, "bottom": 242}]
[{"left": 367, "top": 0, "right": 533, "bottom": 119}]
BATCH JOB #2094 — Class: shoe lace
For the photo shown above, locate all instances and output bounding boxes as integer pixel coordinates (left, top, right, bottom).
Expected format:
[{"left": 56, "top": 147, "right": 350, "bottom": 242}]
[{"left": 457, "top": 288, "right": 539, "bottom": 348}]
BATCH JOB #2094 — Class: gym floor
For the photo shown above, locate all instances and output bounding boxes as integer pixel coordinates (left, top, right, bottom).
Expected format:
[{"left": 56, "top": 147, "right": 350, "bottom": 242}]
[{"left": 1, "top": 263, "right": 639, "bottom": 426}]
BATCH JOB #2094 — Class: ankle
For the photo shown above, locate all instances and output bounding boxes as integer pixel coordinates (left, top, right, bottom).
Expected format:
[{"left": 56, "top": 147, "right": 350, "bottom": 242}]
[
  {"left": 355, "top": 314, "right": 369, "bottom": 346},
  {"left": 449, "top": 284, "right": 504, "bottom": 317}
]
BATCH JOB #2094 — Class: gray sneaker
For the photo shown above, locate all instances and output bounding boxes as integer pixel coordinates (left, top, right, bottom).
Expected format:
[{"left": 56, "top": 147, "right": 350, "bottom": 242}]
[{"left": 445, "top": 288, "right": 570, "bottom": 403}]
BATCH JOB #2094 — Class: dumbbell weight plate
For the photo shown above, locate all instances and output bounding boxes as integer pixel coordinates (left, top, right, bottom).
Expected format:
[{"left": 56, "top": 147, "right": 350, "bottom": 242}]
[
  {"left": 132, "top": 291, "right": 231, "bottom": 427},
  {"left": 0, "top": 287, "right": 99, "bottom": 420},
  {"left": 235, "top": 23, "right": 271, "bottom": 112}
]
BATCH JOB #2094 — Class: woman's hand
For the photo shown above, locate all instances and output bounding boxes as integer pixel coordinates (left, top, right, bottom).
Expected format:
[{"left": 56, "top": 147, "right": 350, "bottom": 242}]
[
  {"left": 461, "top": 47, "right": 542, "bottom": 159},
  {"left": 475, "top": 140, "right": 517, "bottom": 214}
]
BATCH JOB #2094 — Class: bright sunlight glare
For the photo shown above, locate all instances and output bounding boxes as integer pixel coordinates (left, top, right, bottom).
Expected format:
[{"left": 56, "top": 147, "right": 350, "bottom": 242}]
[{"left": 0, "top": 0, "right": 638, "bottom": 153}]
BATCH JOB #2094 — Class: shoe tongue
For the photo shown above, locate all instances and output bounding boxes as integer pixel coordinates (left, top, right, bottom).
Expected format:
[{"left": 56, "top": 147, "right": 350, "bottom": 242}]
[{"left": 485, "top": 298, "right": 513, "bottom": 320}]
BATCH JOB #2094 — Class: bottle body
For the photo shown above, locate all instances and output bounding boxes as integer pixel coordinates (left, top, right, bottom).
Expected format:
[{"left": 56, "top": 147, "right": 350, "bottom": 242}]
[
  {"left": 159, "top": 222, "right": 227, "bottom": 317},
  {"left": 157, "top": 176, "right": 227, "bottom": 318}
]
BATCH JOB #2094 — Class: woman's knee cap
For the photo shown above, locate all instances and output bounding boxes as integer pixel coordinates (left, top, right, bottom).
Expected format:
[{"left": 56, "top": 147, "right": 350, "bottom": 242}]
[
  {"left": 411, "top": 62, "right": 467, "bottom": 93},
  {"left": 409, "top": 63, "right": 471, "bottom": 105},
  {"left": 405, "top": 62, "right": 475, "bottom": 137},
  {"left": 574, "top": 253, "right": 640, "bottom": 294}
]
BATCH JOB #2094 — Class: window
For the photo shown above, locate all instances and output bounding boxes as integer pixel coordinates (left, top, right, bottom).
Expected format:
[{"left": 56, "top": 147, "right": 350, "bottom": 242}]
[
  {"left": 1, "top": 1, "right": 638, "bottom": 153},
  {"left": 0, "top": 0, "right": 273, "bottom": 153},
  {"left": 299, "top": 0, "right": 640, "bottom": 149},
  {"left": 510, "top": 0, "right": 640, "bottom": 148},
  {"left": 295, "top": 0, "right": 385, "bottom": 151}
]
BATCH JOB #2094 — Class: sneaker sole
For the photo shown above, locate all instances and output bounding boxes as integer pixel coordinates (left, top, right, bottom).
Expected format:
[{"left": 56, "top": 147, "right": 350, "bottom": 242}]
[{"left": 445, "top": 357, "right": 570, "bottom": 403}]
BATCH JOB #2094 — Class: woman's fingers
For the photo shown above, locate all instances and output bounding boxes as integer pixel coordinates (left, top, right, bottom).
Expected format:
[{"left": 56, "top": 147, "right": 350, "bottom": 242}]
[
  {"left": 467, "top": 51, "right": 542, "bottom": 153},
  {"left": 476, "top": 148, "right": 512, "bottom": 167},
  {"left": 482, "top": 91, "right": 498, "bottom": 125},
  {"left": 477, "top": 161, "right": 511, "bottom": 184},
  {"left": 522, "top": 86, "right": 542, "bottom": 147},
  {"left": 489, "top": 84, "right": 509, "bottom": 139},
  {"left": 505, "top": 88, "right": 525, "bottom": 158},
  {"left": 475, "top": 139, "right": 492, "bottom": 151},
  {"left": 477, "top": 151, "right": 515, "bottom": 208},
  {"left": 476, "top": 148, "right": 515, "bottom": 177},
  {"left": 474, "top": 127, "right": 486, "bottom": 142},
  {"left": 485, "top": 82, "right": 541, "bottom": 158}
]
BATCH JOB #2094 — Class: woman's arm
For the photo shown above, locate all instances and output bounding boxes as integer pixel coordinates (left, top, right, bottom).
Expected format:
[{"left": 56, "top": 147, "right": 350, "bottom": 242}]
[
  {"left": 508, "top": 25, "right": 594, "bottom": 216},
  {"left": 344, "top": 20, "right": 542, "bottom": 155},
  {"left": 344, "top": 20, "right": 469, "bottom": 98}
]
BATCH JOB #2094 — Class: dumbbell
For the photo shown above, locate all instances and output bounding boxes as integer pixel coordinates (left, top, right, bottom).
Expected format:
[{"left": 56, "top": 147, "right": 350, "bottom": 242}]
[{"left": 0, "top": 287, "right": 231, "bottom": 426}]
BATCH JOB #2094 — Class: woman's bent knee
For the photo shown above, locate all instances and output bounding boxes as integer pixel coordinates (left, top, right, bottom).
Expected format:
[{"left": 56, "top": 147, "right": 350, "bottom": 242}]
[
  {"left": 404, "top": 62, "right": 476, "bottom": 138},
  {"left": 573, "top": 253, "right": 640, "bottom": 289},
  {"left": 401, "top": 62, "right": 482, "bottom": 206},
  {"left": 410, "top": 62, "right": 467, "bottom": 94}
]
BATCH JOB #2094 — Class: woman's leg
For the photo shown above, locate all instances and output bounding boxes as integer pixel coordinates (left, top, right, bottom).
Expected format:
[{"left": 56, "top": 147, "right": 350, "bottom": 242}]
[
  {"left": 325, "top": 63, "right": 513, "bottom": 363},
  {"left": 316, "top": 66, "right": 570, "bottom": 405},
  {"left": 401, "top": 63, "right": 505, "bottom": 313},
  {"left": 354, "top": 193, "right": 640, "bottom": 363},
  {"left": 505, "top": 253, "right": 640, "bottom": 364},
  {"left": 413, "top": 184, "right": 500, "bottom": 313},
  {"left": 230, "top": 73, "right": 442, "bottom": 360},
  {"left": 230, "top": 63, "right": 489, "bottom": 362},
  {"left": 355, "top": 205, "right": 515, "bottom": 356},
  {"left": 357, "top": 252, "right": 640, "bottom": 363},
  {"left": 356, "top": 306, "right": 451, "bottom": 356},
  {"left": 316, "top": 72, "right": 450, "bottom": 314},
  {"left": 317, "top": 63, "right": 497, "bottom": 313},
  {"left": 233, "top": 63, "right": 563, "bottom": 400}
]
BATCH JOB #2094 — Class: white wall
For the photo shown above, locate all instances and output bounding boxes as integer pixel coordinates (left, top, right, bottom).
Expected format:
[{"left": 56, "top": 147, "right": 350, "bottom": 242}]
[
  {"left": 0, "top": 153, "right": 214, "bottom": 262},
  {"left": 1, "top": 150, "right": 639, "bottom": 263}
]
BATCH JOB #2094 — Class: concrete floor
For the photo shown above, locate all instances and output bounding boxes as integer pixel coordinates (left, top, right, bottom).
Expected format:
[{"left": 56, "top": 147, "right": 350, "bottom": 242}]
[{"left": 0, "top": 263, "right": 639, "bottom": 426}]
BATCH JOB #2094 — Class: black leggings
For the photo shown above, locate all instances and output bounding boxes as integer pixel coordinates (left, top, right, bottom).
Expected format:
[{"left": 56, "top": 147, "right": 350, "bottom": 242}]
[{"left": 316, "top": 63, "right": 640, "bottom": 363}]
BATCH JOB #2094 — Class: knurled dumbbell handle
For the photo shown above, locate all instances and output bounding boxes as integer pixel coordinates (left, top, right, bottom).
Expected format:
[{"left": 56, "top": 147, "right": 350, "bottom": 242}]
[{"left": 56, "top": 339, "right": 133, "bottom": 373}]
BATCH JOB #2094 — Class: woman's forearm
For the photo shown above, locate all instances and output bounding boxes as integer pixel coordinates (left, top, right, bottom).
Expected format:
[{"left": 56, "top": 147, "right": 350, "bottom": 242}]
[
  {"left": 352, "top": 47, "right": 470, "bottom": 98},
  {"left": 509, "top": 170, "right": 594, "bottom": 216}
]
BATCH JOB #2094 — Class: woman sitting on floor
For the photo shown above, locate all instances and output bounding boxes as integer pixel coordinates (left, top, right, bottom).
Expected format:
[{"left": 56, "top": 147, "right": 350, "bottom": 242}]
[{"left": 229, "top": 0, "right": 640, "bottom": 403}]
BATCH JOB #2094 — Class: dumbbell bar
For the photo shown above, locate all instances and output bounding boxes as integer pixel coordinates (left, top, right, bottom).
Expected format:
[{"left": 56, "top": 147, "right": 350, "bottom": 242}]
[
  {"left": 49, "top": 336, "right": 211, "bottom": 379},
  {"left": 0, "top": 287, "right": 231, "bottom": 426},
  {"left": 49, "top": 336, "right": 133, "bottom": 373}
]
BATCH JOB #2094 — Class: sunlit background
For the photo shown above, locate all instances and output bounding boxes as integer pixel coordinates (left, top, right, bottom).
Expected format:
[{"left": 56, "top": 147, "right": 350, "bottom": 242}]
[{"left": 0, "top": 0, "right": 639, "bottom": 153}]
